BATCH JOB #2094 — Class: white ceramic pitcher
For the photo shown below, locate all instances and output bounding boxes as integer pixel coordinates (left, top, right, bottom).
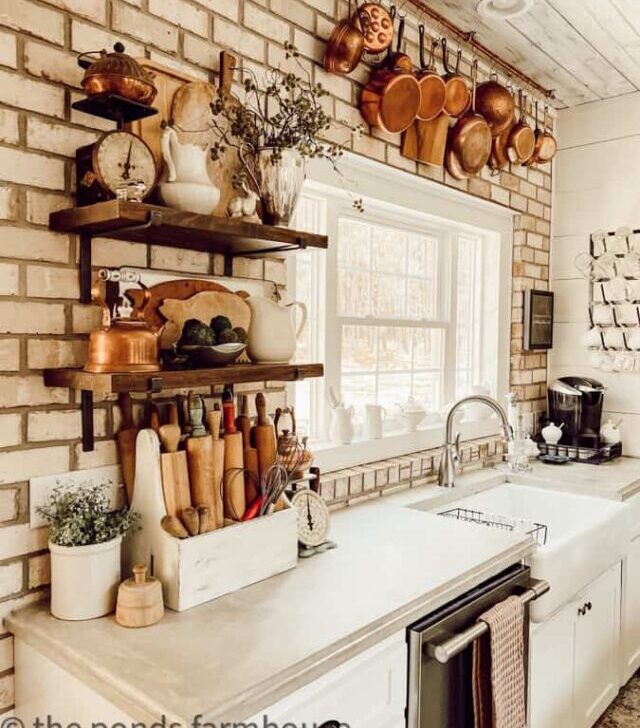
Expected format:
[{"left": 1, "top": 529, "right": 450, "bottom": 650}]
[
  {"left": 246, "top": 296, "right": 308, "bottom": 364},
  {"left": 329, "top": 404, "right": 356, "bottom": 445},
  {"left": 159, "top": 126, "right": 220, "bottom": 214},
  {"left": 161, "top": 126, "right": 211, "bottom": 184},
  {"left": 364, "top": 403, "right": 386, "bottom": 439}
]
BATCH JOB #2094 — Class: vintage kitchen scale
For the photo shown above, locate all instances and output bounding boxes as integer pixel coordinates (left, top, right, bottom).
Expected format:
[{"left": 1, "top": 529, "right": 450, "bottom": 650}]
[{"left": 73, "top": 43, "right": 160, "bottom": 206}]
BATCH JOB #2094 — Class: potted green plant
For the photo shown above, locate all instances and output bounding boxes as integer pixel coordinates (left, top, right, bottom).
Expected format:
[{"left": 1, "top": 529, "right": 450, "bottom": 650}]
[
  {"left": 37, "top": 482, "right": 139, "bottom": 621},
  {"left": 211, "top": 42, "right": 362, "bottom": 226}
]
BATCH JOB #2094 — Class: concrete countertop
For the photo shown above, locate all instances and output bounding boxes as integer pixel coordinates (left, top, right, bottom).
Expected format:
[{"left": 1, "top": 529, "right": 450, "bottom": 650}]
[
  {"left": 8, "top": 476, "right": 533, "bottom": 726},
  {"left": 504, "top": 456, "right": 640, "bottom": 501},
  {"left": 9, "top": 455, "right": 640, "bottom": 725}
]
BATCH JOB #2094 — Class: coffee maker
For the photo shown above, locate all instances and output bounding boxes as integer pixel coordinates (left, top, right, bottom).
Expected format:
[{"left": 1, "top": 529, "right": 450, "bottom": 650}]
[{"left": 547, "top": 377, "right": 606, "bottom": 444}]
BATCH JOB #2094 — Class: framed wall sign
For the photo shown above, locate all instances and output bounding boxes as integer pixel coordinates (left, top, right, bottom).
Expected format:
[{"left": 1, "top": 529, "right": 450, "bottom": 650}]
[{"left": 524, "top": 289, "right": 554, "bottom": 350}]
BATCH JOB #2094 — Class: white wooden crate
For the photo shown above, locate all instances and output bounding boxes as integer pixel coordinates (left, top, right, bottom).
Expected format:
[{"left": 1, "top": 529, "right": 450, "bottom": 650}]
[{"left": 124, "top": 429, "right": 298, "bottom": 611}]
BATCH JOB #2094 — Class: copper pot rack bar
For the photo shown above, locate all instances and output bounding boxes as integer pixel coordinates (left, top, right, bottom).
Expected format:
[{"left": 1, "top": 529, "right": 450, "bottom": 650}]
[{"left": 403, "top": 0, "right": 555, "bottom": 102}]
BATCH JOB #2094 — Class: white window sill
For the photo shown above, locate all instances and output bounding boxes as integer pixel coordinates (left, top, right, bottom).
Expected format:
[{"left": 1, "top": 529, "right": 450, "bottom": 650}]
[{"left": 311, "top": 418, "right": 502, "bottom": 473}]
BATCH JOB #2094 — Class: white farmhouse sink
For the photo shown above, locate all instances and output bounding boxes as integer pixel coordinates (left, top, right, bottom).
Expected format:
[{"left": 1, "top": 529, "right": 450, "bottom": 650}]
[{"left": 415, "top": 484, "right": 628, "bottom": 622}]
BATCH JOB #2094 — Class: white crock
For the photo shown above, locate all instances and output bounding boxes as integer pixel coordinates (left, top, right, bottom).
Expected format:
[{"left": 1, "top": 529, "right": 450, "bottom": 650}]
[{"left": 49, "top": 536, "right": 122, "bottom": 621}]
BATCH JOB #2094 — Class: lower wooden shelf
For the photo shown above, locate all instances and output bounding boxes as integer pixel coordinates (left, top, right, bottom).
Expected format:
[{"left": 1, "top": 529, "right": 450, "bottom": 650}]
[
  {"left": 44, "top": 362, "right": 324, "bottom": 395},
  {"left": 43, "top": 362, "right": 324, "bottom": 452}
]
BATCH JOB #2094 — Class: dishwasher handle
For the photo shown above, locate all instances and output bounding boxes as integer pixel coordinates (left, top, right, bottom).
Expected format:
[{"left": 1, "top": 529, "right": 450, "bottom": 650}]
[{"left": 427, "top": 578, "right": 550, "bottom": 665}]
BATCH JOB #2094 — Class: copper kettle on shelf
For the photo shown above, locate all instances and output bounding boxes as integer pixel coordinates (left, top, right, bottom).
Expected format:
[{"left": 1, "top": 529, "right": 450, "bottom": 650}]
[
  {"left": 78, "top": 42, "right": 157, "bottom": 105},
  {"left": 85, "top": 277, "right": 162, "bottom": 374}
]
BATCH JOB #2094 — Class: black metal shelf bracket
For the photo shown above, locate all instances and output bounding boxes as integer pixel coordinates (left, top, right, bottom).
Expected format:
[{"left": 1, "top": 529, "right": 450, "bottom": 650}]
[
  {"left": 78, "top": 211, "right": 162, "bottom": 302},
  {"left": 81, "top": 390, "right": 94, "bottom": 451},
  {"left": 223, "top": 240, "right": 306, "bottom": 278}
]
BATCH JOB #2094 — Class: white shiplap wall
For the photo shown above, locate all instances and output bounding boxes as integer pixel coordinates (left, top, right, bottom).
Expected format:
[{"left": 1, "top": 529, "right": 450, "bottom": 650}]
[{"left": 551, "top": 92, "right": 640, "bottom": 456}]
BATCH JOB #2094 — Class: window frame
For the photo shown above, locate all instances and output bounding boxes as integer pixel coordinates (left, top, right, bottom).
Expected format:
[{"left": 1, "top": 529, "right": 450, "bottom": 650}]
[{"left": 288, "top": 154, "right": 514, "bottom": 471}]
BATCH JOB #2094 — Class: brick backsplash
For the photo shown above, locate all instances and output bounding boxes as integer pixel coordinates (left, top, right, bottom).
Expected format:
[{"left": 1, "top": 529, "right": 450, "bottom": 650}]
[{"left": 0, "top": 0, "right": 552, "bottom": 708}]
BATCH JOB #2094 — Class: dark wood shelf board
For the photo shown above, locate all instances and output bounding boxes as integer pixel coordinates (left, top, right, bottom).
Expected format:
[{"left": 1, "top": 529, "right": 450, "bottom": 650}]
[
  {"left": 50, "top": 201, "right": 328, "bottom": 256},
  {"left": 44, "top": 362, "right": 324, "bottom": 395}
]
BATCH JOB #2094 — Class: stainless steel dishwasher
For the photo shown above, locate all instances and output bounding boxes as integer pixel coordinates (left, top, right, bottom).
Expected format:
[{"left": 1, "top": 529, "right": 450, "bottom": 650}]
[{"left": 406, "top": 563, "right": 550, "bottom": 727}]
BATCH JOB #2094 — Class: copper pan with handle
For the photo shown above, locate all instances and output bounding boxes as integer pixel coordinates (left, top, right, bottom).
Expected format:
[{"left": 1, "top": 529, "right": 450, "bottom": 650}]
[
  {"left": 524, "top": 101, "right": 557, "bottom": 166},
  {"left": 534, "top": 104, "right": 557, "bottom": 164},
  {"left": 360, "top": 9, "right": 420, "bottom": 134},
  {"left": 507, "top": 90, "right": 535, "bottom": 164},
  {"left": 352, "top": 1, "right": 395, "bottom": 55},
  {"left": 441, "top": 38, "right": 470, "bottom": 117},
  {"left": 415, "top": 26, "right": 446, "bottom": 121},
  {"left": 447, "top": 59, "right": 492, "bottom": 177},
  {"left": 323, "top": 0, "right": 365, "bottom": 75}
]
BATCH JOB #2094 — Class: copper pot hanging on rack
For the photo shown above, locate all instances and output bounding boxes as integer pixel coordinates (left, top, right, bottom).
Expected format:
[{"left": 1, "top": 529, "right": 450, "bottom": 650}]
[
  {"left": 323, "top": 0, "right": 365, "bottom": 75},
  {"left": 475, "top": 72, "right": 515, "bottom": 136},
  {"left": 507, "top": 90, "right": 535, "bottom": 164},
  {"left": 415, "top": 27, "right": 446, "bottom": 122},
  {"left": 446, "top": 59, "right": 491, "bottom": 178},
  {"left": 352, "top": 2, "right": 395, "bottom": 54},
  {"left": 534, "top": 104, "right": 557, "bottom": 164},
  {"left": 360, "top": 9, "right": 420, "bottom": 134},
  {"left": 441, "top": 38, "right": 470, "bottom": 117}
]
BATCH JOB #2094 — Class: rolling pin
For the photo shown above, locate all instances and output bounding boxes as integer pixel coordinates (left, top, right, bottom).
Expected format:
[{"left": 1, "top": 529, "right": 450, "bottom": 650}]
[
  {"left": 223, "top": 390, "right": 245, "bottom": 520},
  {"left": 237, "top": 395, "right": 260, "bottom": 503},
  {"left": 116, "top": 393, "right": 138, "bottom": 505},
  {"left": 158, "top": 424, "right": 192, "bottom": 518},
  {"left": 147, "top": 402, "right": 161, "bottom": 434},
  {"left": 254, "top": 393, "right": 277, "bottom": 482},
  {"left": 206, "top": 406, "right": 225, "bottom": 528},
  {"left": 185, "top": 394, "right": 220, "bottom": 529}
]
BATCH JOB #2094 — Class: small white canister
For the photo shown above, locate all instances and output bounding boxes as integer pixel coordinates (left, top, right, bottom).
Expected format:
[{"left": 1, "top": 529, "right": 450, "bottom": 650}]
[{"left": 49, "top": 536, "right": 122, "bottom": 621}]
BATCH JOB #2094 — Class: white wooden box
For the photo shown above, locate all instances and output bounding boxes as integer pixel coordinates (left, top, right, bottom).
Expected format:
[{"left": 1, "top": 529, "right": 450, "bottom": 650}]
[{"left": 124, "top": 429, "right": 298, "bottom": 611}]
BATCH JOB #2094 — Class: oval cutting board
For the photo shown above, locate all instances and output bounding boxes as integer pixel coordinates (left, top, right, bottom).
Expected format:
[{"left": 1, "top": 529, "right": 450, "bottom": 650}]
[{"left": 160, "top": 290, "right": 251, "bottom": 349}]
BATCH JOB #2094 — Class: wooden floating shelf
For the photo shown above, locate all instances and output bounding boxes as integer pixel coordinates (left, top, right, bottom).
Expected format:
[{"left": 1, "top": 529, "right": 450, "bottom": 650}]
[
  {"left": 50, "top": 200, "right": 328, "bottom": 256},
  {"left": 44, "top": 363, "right": 324, "bottom": 396}
]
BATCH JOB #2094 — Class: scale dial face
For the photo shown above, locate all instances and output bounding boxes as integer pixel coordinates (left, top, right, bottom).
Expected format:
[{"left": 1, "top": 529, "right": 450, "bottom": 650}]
[
  {"left": 93, "top": 131, "right": 156, "bottom": 196},
  {"left": 291, "top": 489, "right": 330, "bottom": 547}
]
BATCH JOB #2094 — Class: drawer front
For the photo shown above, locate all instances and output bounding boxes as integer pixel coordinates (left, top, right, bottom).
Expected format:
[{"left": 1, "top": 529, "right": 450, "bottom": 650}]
[{"left": 251, "top": 633, "right": 407, "bottom": 728}]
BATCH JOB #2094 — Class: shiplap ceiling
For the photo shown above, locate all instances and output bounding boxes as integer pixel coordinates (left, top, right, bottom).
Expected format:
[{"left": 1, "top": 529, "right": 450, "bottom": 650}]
[{"left": 421, "top": 0, "right": 640, "bottom": 108}]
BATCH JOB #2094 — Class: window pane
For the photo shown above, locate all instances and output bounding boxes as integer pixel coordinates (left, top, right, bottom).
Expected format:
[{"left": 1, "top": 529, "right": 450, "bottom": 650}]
[
  {"left": 338, "top": 218, "right": 370, "bottom": 269},
  {"left": 339, "top": 269, "right": 370, "bottom": 316},
  {"left": 372, "top": 273, "right": 406, "bottom": 317},
  {"left": 413, "top": 328, "right": 443, "bottom": 370},
  {"left": 413, "top": 372, "right": 441, "bottom": 411},
  {"left": 456, "top": 234, "right": 482, "bottom": 397},
  {"left": 377, "top": 372, "right": 411, "bottom": 410},
  {"left": 406, "top": 278, "right": 427, "bottom": 319},
  {"left": 377, "top": 326, "right": 412, "bottom": 371},
  {"left": 342, "top": 325, "right": 377, "bottom": 372},
  {"left": 372, "top": 226, "right": 406, "bottom": 274},
  {"left": 342, "top": 374, "right": 376, "bottom": 412}
]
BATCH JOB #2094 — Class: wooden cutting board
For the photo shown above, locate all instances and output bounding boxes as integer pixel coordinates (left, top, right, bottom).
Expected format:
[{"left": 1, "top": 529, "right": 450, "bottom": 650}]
[
  {"left": 126, "top": 279, "right": 250, "bottom": 349},
  {"left": 127, "top": 55, "right": 242, "bottom": 218},
  {"left": 127, "top": 60, "right": 197, "bottom": 171},
  {"left": 160, "top": 290, "right": 251, "bottom": 347}
]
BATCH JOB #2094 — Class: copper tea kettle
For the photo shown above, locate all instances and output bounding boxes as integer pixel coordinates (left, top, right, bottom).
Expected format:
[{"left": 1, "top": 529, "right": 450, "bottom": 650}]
[{"left": 85, "top": 278, "right": 162, "bottom": 373}]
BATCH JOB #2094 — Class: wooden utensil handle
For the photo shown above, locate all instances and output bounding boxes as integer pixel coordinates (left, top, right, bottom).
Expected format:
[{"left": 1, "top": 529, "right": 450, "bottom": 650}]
[
  {"left": 118, "top": 392, "right": 135, "bottom": 430},
  {"left": 223, "top": 395, "right": 237, "bottom": 434}
]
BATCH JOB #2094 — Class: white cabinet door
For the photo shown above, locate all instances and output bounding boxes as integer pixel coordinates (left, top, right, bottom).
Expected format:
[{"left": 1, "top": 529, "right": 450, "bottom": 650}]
[
  {"left": 573, "top": 563, "right": 621, "bottom": 728},
  {"left": 250, "top": 632, "right": 407, "bottom": 728},
  {"left": 621, "top": 535, "right": 640, "bottom": 683},
  {"left": 529, "top": 601, "right": 575, "bottom": 728}
]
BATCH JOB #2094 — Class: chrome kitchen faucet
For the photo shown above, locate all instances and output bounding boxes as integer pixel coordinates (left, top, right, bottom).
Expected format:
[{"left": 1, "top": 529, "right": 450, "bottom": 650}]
[{"left": 438, "top": 395, "right": 514, "bottom": 488}]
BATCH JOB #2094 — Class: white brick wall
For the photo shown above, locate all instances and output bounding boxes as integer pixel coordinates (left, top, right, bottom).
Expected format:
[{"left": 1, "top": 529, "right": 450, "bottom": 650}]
[{"left": 0, "top": 0, "right": 553, "bottom": 710}]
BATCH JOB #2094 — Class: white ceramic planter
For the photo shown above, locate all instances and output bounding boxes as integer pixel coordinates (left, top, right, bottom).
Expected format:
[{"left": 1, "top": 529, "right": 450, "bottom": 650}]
[{"left": 49, "top": 536, "right": 122, "bottom": 621}]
